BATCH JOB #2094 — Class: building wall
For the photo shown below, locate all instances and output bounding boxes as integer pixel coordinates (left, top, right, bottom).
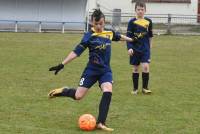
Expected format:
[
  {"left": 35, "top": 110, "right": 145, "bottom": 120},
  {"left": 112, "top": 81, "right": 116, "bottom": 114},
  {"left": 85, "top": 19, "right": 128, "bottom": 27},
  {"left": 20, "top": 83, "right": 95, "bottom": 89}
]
[
  {"left": 0, "top": 0, "right": 87, "bottom": 22},
  {"left": 147, "top": 1, "right": 198, "bottom": 15},
  {"left": 87, "top": 0, "right": 198, "bottom": 15}
]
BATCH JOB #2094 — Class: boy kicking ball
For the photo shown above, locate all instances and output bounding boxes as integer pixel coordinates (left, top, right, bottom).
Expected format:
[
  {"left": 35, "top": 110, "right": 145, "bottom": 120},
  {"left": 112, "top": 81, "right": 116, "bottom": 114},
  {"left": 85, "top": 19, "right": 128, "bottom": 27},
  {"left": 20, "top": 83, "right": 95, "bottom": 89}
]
[{"left": 48, "top": 9, "right": 133, "bottom": 131}]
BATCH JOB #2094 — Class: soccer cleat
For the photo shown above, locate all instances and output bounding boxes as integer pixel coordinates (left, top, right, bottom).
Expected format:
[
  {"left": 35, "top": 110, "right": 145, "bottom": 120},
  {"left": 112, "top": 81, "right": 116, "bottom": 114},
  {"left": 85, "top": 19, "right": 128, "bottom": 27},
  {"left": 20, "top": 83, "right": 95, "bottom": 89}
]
[
  {"left": 48, "top": 87, "right": 66, "bottom": 98},
  {"left": 142, "top": 89, "right": 152, "bottom": 94},
  {"left": 131, "top": 90, "right": 138, "bottom": 95},
  {"left": 96, "top": 123, "right": 114, "bottom": 132}
]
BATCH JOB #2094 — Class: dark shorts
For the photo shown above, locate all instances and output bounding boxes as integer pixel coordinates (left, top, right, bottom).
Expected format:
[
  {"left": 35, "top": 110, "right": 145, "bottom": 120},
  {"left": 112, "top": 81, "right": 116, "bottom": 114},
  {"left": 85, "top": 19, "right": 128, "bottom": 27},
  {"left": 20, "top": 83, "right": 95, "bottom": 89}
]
[
  {"left": 130, "top": 51, "right": 150, "bottom": 65},
  {"left": 78, "top": 68, "right": 113, "bottom": 89}
]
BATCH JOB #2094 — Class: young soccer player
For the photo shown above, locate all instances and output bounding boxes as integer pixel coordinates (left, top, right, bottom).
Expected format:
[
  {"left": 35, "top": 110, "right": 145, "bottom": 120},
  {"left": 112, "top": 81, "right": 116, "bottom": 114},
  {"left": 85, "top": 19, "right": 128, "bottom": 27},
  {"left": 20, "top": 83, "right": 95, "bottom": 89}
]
[
  {"left": 48, "top": 9, "right": 133, "bottom": 131},
  {"left": 126, "top": 1, "right": 153, "bottom": 95}
]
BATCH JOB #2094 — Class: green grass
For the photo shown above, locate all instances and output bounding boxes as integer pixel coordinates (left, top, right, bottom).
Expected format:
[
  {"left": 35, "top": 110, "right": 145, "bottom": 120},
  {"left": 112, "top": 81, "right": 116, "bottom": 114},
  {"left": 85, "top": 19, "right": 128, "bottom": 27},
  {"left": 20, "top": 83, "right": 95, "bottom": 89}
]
[{"left": 0, "top": 33, "right": 200, "bottom": 134}]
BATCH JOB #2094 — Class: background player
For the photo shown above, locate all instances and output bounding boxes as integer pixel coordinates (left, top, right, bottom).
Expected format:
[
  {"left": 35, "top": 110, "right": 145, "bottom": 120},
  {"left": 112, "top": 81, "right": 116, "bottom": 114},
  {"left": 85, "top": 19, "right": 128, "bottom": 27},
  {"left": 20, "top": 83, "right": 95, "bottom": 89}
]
[{"left": 126, "top": 1, "right": 153, "bottom": 95}]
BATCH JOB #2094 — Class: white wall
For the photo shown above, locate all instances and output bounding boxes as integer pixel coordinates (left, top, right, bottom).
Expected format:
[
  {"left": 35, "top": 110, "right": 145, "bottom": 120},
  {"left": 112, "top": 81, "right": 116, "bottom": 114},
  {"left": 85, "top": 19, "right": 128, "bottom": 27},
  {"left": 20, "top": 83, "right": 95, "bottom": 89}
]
[
  {"left": 87, "top": 0, "right": 133, "bottom": 13},
  {"left": 147, "top": 1, "right": 198, "bottom": 15},
  {"left": 87, "top": 0, "right": 198, "bottom": 15},
  {"left": 0, "top": 0, "right": 87, "bottom": 22}
]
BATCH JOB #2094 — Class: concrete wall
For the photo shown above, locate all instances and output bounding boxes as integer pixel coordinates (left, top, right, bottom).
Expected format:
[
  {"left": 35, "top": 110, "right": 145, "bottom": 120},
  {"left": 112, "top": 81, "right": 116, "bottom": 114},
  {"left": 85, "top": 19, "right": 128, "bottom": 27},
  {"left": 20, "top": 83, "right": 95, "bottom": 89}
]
[
  {"left": 147, "top": 1, "right": 198, "bottom": 15},
  {"left": 0, "top": 0, "right": 88, "bottom": 31},
  {"left": 86, "top": 0, "right": 198, "bottom": 24},
  {"left": 0, "top": 0, "right": 87, "bottom": 22},
  {"left": 87, "top": 0, "right": 198, "bottom": 15}
]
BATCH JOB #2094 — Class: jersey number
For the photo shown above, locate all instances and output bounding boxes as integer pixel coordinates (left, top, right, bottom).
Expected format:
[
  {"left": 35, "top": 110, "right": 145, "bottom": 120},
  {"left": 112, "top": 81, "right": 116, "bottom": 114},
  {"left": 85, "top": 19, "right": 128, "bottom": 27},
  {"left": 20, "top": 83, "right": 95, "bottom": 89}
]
[{"left": 79, "top": 78, "right": 85, "bottom": 86}]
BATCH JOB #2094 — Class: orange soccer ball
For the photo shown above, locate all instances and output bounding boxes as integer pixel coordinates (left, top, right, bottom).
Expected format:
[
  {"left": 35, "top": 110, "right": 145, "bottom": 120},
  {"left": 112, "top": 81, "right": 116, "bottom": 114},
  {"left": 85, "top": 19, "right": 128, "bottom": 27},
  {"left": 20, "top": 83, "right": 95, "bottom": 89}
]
[{"left": 78, "top": 114, "right": 96, "bottom": 131}]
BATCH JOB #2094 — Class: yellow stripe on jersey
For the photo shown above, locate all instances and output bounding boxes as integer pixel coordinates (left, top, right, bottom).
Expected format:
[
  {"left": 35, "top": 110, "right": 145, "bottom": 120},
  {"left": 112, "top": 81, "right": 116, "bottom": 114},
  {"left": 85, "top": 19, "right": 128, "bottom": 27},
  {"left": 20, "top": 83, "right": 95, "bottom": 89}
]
[
  {"left": 134, "top": 19, "right": 150, "bottom": 29},
  {"left": 91, "top": 28, "right": 113, "bottom": 40}
]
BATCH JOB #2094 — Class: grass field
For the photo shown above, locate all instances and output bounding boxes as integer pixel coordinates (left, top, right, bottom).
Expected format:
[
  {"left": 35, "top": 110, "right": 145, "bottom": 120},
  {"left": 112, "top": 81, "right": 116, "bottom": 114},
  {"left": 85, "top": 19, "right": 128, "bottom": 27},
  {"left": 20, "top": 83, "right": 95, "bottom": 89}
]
[{"left": 0, "top": 33, "right": 200, "bottom": 134}]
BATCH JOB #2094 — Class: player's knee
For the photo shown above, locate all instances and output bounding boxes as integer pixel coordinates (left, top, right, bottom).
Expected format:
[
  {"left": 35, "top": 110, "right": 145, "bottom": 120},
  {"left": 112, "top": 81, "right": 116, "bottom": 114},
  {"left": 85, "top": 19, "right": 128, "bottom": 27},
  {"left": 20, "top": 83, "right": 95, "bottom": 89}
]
[
  {"left": 103, "top": 88, "right": 112, "bottom": 92},
  {"left": 101, "top": 84, "right": 112, "bottom": 92},
  {"left": 143, "top": 65, "right": 149, "bottom": 72},
  {"left": 75, "top": 94, "right": 84, "bottom": 100},
  {"left": 102, "top": 85, "right": 112, "bottom": 92},
  {"left": 75, "top": 92, "right": 85, "bottom": 100},
  {"left": 133, "top": 67, "right": 139, "bottom": 73},
  {"left": 75, "top": 87, "right": 88, "bottom": 100},
  {"left": 133, "top": 69, "right": 139, "bottom": 73}
]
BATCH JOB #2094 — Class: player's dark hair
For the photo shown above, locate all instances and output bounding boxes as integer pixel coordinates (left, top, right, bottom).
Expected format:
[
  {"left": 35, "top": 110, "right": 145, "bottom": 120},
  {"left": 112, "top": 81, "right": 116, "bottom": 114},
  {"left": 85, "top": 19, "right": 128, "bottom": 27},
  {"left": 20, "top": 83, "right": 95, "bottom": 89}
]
[
  {"left": 91, "top": 9, "right": 105, "bottom": 22},
  {"left": 135, "top": 1, "right": 146, "bottom": 10}
]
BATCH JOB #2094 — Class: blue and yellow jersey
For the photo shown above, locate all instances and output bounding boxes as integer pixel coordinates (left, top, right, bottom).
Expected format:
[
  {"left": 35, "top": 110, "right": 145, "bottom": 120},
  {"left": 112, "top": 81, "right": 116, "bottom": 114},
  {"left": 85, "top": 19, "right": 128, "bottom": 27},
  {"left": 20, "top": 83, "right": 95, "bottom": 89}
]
[
  {"left": 73, "top": 28, "right": 121, "bottom": 72},
  {"left": 126, "top": 17, "right": 153, "bottom": 53}
]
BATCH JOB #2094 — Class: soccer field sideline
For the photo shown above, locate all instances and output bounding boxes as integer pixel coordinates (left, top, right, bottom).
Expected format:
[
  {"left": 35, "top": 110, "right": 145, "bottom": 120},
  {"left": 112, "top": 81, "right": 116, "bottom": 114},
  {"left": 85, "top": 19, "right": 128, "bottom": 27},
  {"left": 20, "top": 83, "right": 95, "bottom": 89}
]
[{"left": 0, "top": 33, "right": 200, "bottom": 134}]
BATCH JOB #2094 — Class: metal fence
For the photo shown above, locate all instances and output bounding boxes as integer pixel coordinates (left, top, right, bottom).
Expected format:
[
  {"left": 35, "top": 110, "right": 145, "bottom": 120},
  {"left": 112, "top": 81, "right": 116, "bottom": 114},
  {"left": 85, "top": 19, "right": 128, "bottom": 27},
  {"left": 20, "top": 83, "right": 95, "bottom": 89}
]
[
  {"left": 0, "top": 13, "right": 200, "bottom": 35},
  {"left": 0, "top": 20, "right": 86, "bottom": 33},
  {"left": 86, "top": 12, "right": 200, "bottom": 35}
]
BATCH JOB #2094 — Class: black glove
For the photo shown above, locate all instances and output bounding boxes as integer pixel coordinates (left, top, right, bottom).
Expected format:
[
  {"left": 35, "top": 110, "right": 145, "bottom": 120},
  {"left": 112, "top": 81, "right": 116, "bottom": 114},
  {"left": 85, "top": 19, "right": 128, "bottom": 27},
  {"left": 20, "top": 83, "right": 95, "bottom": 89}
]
[{"left": 49, "top": 63, "right": 64, "bottom": 75}]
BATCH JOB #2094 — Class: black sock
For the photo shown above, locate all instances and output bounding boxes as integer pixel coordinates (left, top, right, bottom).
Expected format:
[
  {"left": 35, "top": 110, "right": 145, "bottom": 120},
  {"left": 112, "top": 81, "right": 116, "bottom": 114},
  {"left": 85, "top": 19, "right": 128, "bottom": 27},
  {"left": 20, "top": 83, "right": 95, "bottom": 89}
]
[
  {"left": 142, "top": 72, "right": 149, "bottom": 89},
  {"left": 54, "top": 88, "right": 76, "bottom": 100},
  {"left": 132, "top": 73, "right": 139, "bottom": 90},
  {"left": 97, "top": 92, "right": 112, "bottom": 124}
]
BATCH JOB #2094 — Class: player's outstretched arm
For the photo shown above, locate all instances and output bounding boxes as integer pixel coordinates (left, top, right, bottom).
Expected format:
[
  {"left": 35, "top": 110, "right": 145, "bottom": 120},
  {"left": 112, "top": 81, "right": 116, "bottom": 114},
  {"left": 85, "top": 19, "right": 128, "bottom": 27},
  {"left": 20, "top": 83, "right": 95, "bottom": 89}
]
[
  {"left": 61, "top": 51, "right": 78, "bottom": 65},
  {"left": 120, "top": 34, "right": 133, "bottom": 42},
  {"left": 49, "top": 51, "right": 78, "bottom": 75}
]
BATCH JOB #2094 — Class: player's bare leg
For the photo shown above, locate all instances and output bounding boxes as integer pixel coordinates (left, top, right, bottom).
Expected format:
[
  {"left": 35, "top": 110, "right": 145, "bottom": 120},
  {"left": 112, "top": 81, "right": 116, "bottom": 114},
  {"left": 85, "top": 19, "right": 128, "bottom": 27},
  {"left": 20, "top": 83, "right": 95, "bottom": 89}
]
[
  {"left": 96, "top": 82, "right": 114, "bottom": 132},
  {"left": 141, "top": 63, "right": 151, "bottom": 94}
]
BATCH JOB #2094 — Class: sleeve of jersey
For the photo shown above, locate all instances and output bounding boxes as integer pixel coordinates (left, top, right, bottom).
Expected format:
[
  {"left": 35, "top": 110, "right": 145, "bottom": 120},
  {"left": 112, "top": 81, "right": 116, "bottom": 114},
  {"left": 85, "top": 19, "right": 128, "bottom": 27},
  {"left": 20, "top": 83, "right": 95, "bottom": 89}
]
[
  {"left": 73, "top": 33, "right": 89, "bottom": 56},
  {"left": 148, "top": 19, "right": 153, "bottom": 38},
  {"left": 126, "top": 20, "right": 134, "bottom": 50},
  {"left": 112, "top": 30, "right": 121, "bottom": 41}
]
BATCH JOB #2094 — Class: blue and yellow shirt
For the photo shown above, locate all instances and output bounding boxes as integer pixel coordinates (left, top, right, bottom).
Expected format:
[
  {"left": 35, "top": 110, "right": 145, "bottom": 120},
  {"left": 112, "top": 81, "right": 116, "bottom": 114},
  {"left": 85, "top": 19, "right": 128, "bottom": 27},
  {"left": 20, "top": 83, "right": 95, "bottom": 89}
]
[
  {"left": 73, "top": 28, "right": 121, "bottom": 72},
  {"left": 126, "top": 17, "right": 153, "bottom": 53}
]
